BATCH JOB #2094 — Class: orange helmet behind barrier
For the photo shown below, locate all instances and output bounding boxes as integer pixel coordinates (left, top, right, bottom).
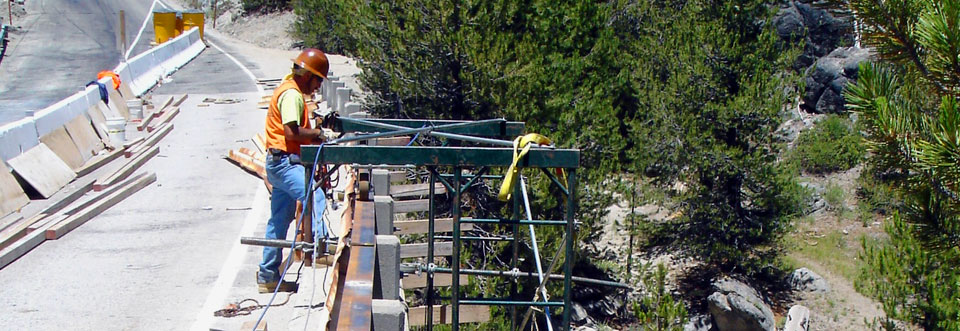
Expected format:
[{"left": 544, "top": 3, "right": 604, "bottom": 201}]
[{"left": 292, "top": 48, "right": 329, "bottom": 79}]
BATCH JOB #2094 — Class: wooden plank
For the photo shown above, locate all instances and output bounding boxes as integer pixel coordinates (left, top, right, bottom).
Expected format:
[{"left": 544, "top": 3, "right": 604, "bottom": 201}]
[
  {"left": 171, "top": 94, "right": 189, "bottom": 107},
  {"left": 394, "top": 199, "right": 429, "bottom": 213},
  {"left": 0, "top": 213, "right": 45, "bottom": 251},
  {"left": 123, "top": 137, "right": 145, "bottom": 149},
  {"left": 75, "top": 148, "right": 125, "bottom": 177},
  {"left": 39, "top": 126, "right": 86, "bottom": 170},
  {"left": 47, "top": 172, "right": 156, "bottom": 239},
  {"left": 136, "top": 109, "right": 158, "bottom": 131},
  {"left": 95, "top": 145, "right": 158, "bottom": 191},
  {"left": 402, "top": 272, "right": 469, "bottom": 289},
  {"left": 64, "top": 115, "right": 104, "bottom": 161},
  {"left": 400, "top": 242, "right": 453, "bottom": 259},
  {"left": 127, "top": 123, "right": 173, "bottom": 157},
  {"left": 39, "top": 177, "right": 97, "bottom": 216},
  {"left": 408, "top": 305, "right": 490, "bottom": 326},
  {"left": 390, "top": 183, "right": 446, "bottom": 198},
  {"left": 65, "top": 174, "right": 146, "bottom": 216},
  {"left": 0, "top": 214, "right": 22, "bottom": 233},
  {"left": 0, "top": 162, "right": 29, "bottom": 218},
  {"left": 0, "top": 218, "right": 51, "bottom": 269},
  {"left": 149, "top": 107, "right": 179, "bottom": 132},
  {"left": 227, "top": 149, "right": 266, "bottom": 179},
  {"left": 393, "top": 218, "right": 474, "bottom": 235},
  {"left": 8, "top": 143, "right": 76, "bottom": 198},
  {"left": 155, "top": 95, "right": 174, "bottom": 110},
  {"left": 389, "top": 170, "right": 406, "bottom": 183},
  {"left": 87, "top": 104, "right": 109, "bottom": 138}
]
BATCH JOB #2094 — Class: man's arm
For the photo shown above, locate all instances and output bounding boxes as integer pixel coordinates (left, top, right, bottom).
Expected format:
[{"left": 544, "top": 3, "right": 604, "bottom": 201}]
[{"left": 283, "top": 122, "right": 325, "bottom": 144}]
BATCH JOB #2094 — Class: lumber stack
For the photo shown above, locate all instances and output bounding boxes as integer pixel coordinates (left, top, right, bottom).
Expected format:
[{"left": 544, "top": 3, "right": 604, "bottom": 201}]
[{"left": 225, "top": 135, "right": 271, "bottom": 192}]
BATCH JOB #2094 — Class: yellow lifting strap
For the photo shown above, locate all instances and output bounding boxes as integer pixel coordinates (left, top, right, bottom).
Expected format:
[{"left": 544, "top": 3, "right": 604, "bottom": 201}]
[{"left": 498, "top": 133, "right": 552, "bottom": 201}]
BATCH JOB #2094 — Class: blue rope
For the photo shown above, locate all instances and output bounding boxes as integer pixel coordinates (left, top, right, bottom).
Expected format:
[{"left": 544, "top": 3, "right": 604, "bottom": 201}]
[{"left": 252, "top": 144, "right": 324, "bottom": 331}]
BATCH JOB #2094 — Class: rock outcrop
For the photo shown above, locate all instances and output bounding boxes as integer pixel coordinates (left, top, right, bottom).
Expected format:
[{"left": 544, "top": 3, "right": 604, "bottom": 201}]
[
  {"left": 775, "top": 1, "right": 854, "bottom": 68},
  {"left": 707, "top": 278, "right": 776, "bottom": 331},
  {"left": 801, "top": 47, "right": 872, "bottom": 114},
  {"left": 789, "top": 267, "right": 831, "bottom": 293}
]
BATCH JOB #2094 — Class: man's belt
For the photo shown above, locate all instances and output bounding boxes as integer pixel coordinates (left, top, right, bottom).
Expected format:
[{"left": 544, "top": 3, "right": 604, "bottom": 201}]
[{"left": 268, "top": 148, "right": 291, "bottom": 156}]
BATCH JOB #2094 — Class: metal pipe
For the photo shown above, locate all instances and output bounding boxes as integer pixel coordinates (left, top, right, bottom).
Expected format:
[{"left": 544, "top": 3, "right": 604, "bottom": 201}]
[
  {"left": 440, "top": 174, "right": 503, "bottom": 180},
  {"left": 459, "top": 300, "right": 564, "bottom": 307},
  {"left": 458, "top": 166, "right": 489, "bottom": 195},
  {"left": 417, "top": 265, "right": 632, "bottom": 290},
  {"left": 540, "top": 168, "right": 570, "bottom": 196},
  {"left": 523, "top": 177, "right": 554, "bottom": 331},
  {"left": 339, "top": 117, "right": 519, "bottom": 147},
  {"left": 452, "top": 167, "right": 462, "bottom": 331},
  {"left": 434, "top": 235, "right": 514, "bottom": 241},
  {"left": 240, "top": 237, "right": 338, "bottom": 250},
  {"left": 426, "top": 167, "right": 437, "bottom": 331},
  {"left": 460, "top": 218, "right": 567, "bottom": 226},
  {"left": 563, "top": 170, "right": 577, "bottom": 331}
]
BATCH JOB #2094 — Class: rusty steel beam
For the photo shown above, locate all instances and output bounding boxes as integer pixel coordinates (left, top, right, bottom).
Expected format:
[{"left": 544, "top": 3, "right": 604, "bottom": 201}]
[{"left": 332, "top": 200, "right": 377, "bottom": 331}]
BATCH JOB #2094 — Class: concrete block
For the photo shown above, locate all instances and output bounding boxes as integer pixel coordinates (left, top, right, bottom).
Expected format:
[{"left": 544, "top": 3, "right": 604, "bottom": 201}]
[
  {"left": 343, "top": 102, "right": 361, "bottom": 117},
  {"left": 327, "top": 81, "right": 345, "bottom": 111},
  {"left": 372, "top": 169, "right": 391, "bottom": 197},
  {"left": 372, "top": 299, "right": 405, "bottom": 331},
  {"left": 374, "top": 235, "right": 401, "bottom": 300},
  {"left": 374, "top": 196, "right": 394, "bottom": 235},
  {"left": 323, "top": 76, "right": 339, "bottom": 103},
  {"left": 336, "top": 87, "right": 351, "bottom": 113}
]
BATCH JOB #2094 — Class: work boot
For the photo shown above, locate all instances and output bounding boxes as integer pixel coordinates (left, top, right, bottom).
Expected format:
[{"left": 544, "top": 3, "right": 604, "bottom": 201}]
[{"left": 258, "top": 280, "right": 298, "bottom": 294}]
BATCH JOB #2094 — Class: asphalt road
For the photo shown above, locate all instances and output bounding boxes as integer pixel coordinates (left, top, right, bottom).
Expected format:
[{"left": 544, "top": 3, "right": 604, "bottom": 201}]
[{"left": 0, "top": 0, "right": 162, "bottom": 125}]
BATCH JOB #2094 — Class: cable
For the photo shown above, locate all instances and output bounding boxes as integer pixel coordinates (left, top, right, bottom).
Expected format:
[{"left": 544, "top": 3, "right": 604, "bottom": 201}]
[{"left": 252, "top": 144, "right": 324, "bottom": 331}]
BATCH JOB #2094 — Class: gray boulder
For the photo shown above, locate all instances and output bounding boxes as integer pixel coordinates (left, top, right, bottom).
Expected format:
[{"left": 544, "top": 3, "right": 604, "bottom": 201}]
[
  {"left": 775, "top": 1, "right": 854, "bottom": 68},
  {"left": 707, "top": 278, "right": 776, "bottom": 331},
  {"left": 801, "top": 47, "right": 873, "bottom": 114},
  {"left": 789, "top": 268, "right": 830, "bottom": 292}
]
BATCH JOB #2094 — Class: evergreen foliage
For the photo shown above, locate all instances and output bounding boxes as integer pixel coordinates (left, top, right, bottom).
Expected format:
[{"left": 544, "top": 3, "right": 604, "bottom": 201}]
[
  {"left": 789, "top": 115, "right": 865, "bottom": 173},
  {"left": 240, "top": 0, "right": 289, "bottom": 13},
  {"left": 294, "top": 0, "right": 804, "bottom": 324},
  {"left": 836, "top": 0, "right": 960, "bottom": 328}
]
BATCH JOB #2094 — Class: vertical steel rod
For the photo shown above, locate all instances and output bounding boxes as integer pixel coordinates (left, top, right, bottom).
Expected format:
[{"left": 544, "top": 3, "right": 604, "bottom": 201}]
[
  {"left": 303, "top": 165, "right": 313, "bottom": 266},
  {"left": 510, "top": 183, "right": 521, "bottom": 329},
  {"left": 522, "top": 177, "right": 554, "bottom": 331},
  {"left": 427, "top": 167, "right": 436, "bottom": 331},
  {"left": 452, "top": 167, "right": 462, "bottom": 331},
  {"left": 563, "top": 169, "right": 577, "bottom": 331}
]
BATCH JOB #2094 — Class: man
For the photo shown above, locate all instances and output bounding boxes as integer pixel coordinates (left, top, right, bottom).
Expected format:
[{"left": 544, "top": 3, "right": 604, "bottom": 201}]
[{"left": 258, "top": 48, "right": 329, "bottom": 293}]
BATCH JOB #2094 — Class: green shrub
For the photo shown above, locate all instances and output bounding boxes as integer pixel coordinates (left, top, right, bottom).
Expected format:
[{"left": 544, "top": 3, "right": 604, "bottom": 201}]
[
  {"left": 632, "top": 263, "right": 687, "bottom": 331},
  {"left": 241, "top": 0, "right": 289, "bottom": 13},
  {"left": 823, "top": 182, "right": 846, "bottom": 211},
  {"left": 791, "top": 115, "right": 865, "bottom": 173}
]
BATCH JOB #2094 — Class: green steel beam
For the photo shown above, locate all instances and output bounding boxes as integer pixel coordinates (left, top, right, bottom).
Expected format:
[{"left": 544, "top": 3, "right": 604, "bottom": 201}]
[
  {"left": 339, "top": 118, "right": 524, "bottom": 138},
  {"left": 301, "top": 145, "right": 580, "bottom": 168}
]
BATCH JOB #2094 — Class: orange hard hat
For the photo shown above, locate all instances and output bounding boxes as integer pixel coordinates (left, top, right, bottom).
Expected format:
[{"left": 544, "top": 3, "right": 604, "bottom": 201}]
[
  {"left": 292, "top": 48, "right": 329, "bottom": 79},
  {"left": 97, "top": 70, "right": 121, "bottom": 90}
]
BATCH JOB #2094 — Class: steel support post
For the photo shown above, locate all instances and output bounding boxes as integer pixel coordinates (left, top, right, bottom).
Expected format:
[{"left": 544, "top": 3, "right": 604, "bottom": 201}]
[
  {"left": 452, "top": 167, "right": 462, "bottom": 331},
  {"left": 426, "top": 167, "right": 436, "bottom": 331},
  {"left": 303, "top": 166, "right": 314, "bottom": 266},
  {"left": 563, "top": 169, "right": 577, "bottom": 331}
]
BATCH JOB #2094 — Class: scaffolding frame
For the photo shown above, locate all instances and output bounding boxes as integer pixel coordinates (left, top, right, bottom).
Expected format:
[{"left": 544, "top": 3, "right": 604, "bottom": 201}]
[{"left": 302, "top": 117, "right": 580, "bottom": 331}]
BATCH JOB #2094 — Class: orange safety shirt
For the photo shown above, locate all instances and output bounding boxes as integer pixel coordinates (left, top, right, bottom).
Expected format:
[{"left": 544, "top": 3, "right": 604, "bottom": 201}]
[{"left": 265, "top": 78, "right": 310, "bottom": 155}]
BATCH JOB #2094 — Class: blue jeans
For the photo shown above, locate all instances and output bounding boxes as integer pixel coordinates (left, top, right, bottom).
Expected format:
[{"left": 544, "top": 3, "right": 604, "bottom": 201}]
[{"left": 258, "top": 155, "right": 306, "bottom": 284}]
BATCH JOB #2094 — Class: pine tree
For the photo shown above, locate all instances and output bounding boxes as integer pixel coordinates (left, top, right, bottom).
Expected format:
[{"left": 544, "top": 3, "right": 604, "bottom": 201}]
[{"left": 837, "top": 0, "right": 960, "bottom": 328}]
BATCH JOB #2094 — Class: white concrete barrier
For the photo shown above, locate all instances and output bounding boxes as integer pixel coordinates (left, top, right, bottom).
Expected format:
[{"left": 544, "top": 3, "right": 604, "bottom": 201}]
[
  {"left": 0, "top": 117, "right": 40, "bottom": 161},
  {"left": 0, "top": 27, "right": 205, "bottom": 161}
]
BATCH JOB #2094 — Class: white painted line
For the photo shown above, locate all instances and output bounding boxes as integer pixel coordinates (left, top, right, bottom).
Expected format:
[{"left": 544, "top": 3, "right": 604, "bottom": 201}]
[
  {"left": 126, "top": 0, "right": 159, "bottom": 60},
  {"left": 190, "top": 184, "right": 268, "bottom": 331},
  {"left": 207, "top": 40, "right": 264, "bottom": 93}
]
